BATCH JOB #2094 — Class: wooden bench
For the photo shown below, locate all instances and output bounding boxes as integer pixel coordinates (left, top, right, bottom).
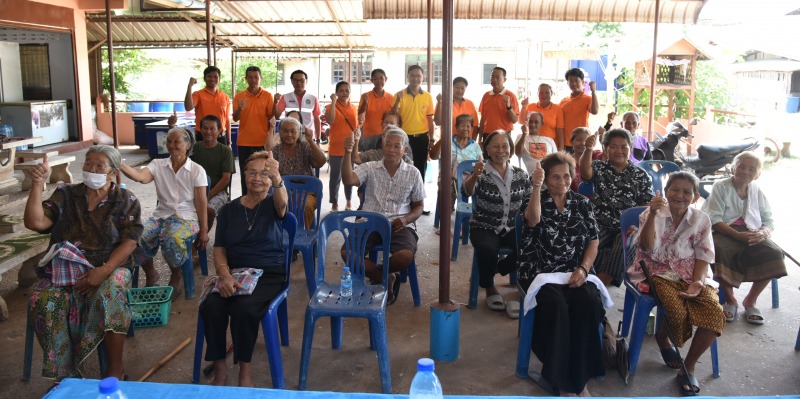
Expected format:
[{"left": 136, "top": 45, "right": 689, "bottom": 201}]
[
  {"left": 14, "top": 155, "right": 76, "bottom": 191},
  {"left": 16, "top": 149, "right": 59, "bottom": 160},
  {"left": 0, "top": 233, "right": 50, "bottom": 321}
]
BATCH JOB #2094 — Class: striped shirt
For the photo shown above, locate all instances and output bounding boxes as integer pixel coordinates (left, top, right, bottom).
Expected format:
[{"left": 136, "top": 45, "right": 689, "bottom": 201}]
[{"left": 354, "top": 160, "right": 426, "bottom": 225}]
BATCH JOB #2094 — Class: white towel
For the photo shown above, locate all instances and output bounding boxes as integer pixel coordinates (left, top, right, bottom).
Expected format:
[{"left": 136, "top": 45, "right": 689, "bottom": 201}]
[
  {"left": 743, "top": 181, "right": 762, "bottom": 230},
  {"left": 523, "top": 272, "right": 614, "bottom": 316}
]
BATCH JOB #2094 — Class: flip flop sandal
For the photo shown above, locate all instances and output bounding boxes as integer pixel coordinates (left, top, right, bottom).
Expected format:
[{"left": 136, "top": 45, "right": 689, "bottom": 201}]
[
  {"left": 677, "top": 373, "right": 700, "bottom": 396},
  {"left": 486, "top": 294, "right": 506, "bottom": 310},
  {"left": 722, "top": 303, "right": 737, "bottom": 322},
  {"left": 388, "top": 273, "right": 401, "bottom": 306},
  {"left": 504, "top": 300, "right": 520, "bottom": 319},
  {"left": 744, "top": 306, "right": 765, "bottom": 325},
  {"left": 660, "top": 346, "right": 682, "bottom": 369}
]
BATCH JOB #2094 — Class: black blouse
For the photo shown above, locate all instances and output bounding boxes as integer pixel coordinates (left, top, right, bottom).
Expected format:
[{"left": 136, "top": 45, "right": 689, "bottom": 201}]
[
  {"left": 589, "top": 160, "right": 653, "bottom": 230},
  {"left": 214, "top": 196, "right": 286, "bottom": 271},
  {"left": 517, "top": 189, "right": 599, "bottom": 283}
]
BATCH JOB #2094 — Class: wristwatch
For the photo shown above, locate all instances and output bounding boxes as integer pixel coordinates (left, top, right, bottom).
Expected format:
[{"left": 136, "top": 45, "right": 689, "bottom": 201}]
[{"left": 506, "top": 104, "right": 512, "bottom": 110}]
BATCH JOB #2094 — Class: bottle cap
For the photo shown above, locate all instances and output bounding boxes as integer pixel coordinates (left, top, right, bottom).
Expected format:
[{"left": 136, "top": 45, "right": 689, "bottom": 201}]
[
  {"left": 98, "top": 377, "right": 119, "bottom": 394},
  {"left": 343, "top": 266, "right": 350, "bottom": 272},
  {"left": 119, "top": 183, "right": 127, "bottom": 189},
  {"left": 417, "top": 357, "right": 435, "bottom": 372}
]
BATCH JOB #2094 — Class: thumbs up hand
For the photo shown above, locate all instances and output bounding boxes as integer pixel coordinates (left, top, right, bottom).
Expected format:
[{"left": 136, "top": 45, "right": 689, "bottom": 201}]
[
  {"left": 585, "top": 130, "right": 599, "bottom": 150},
  {"left": 344, "top": 131, "right": 355, "bottom": 153},
  {"left": 31, "top": 155, "right": 50, "bottom": 185},
  {"left": 167, "top": 111, "right": 178, "bottom": 128},
  {"left": 473, "top": 155, "right": 485, "bottom": 176},
  {"left": 649, "top": 190, "right": 667, "bottom": 213},
  {"left": 531, "top": 161, "right": 545, "bottom": 188}
]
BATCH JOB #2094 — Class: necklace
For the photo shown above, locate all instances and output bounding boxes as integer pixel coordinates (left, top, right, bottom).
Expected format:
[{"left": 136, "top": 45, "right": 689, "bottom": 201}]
[{"left": 242, "top": 196, "right": 263, "bottom": 231}]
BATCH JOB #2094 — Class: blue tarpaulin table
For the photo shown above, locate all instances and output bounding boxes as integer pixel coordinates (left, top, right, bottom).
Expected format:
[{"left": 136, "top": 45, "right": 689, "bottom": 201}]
[{"left": 43, "top": 379, "right": 800, "bottom": 399}]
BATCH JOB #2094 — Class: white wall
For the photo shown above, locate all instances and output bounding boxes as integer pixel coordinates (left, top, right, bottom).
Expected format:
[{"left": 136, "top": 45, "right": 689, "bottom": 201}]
[{"left": 0, "top": 41, "right": 23, "bottom": 102}]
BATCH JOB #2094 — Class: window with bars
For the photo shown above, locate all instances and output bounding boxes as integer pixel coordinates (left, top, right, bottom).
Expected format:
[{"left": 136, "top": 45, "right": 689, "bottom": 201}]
[
  {"left": 331, "top": 57, "right": 372, "bottom": 84},
  {"left": 404, "top": 55, "right": 443, "bottom": 84},
  {"left": 19, "top": 44, "right": 52, "bottom": 100}
]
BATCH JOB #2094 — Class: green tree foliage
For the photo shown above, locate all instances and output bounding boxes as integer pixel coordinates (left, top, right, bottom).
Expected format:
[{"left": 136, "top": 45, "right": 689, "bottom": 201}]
[
  {"left": 101, "top": 49, "right": 150, "bottom": 99},
  {"left": 215, "top": 57, "right": 280, "bottom": 96},
  {"left": 583, "top": 22, "right": 623, "bottom": 39}
]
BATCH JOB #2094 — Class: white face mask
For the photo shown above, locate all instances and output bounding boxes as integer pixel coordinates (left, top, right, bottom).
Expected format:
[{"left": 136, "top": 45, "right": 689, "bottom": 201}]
[{"left": 82, "top": 171, "right": 109, "bottom": 190}]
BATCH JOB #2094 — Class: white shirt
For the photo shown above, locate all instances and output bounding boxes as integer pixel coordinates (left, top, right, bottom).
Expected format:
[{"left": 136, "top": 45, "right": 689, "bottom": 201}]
[
  {"left": 354, "top": 160, "right": 426, "bottom": 225},
  {"left": 519, "top": 135, "right": 557, "bottom": 174},
  {"left": 146, "top": 158, "right": 208, "bottom": 220}
]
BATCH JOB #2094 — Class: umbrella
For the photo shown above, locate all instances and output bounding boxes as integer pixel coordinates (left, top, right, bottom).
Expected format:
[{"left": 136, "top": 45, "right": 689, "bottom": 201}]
[{"left": 615, "top": 320, "right": 630, "bottom": 384}]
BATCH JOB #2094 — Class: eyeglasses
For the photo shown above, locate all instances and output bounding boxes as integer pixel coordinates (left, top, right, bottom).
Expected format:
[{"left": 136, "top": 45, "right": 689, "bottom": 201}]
[
  {"left": 82, "top": 162, "right": 111, "bottom": 173},
  {"left": 245, "top": 170, "right": 270, "bottom": 178}
]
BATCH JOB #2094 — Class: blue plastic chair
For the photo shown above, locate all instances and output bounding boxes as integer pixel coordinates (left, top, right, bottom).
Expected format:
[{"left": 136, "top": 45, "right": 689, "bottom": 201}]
[
  {"left": 577, "top": 180, "right": 593, "bottom": 197},
  {"left": 192, "top": 212, "right": 297, "bottom": 388},
  {"left": 180, "top": 175, "right": 212, "bottom": 299},
  {"left": 698, "top": 181, "right": 779, "bottom": 308},
  {"left": 620, "top": 206, "right": 720, "bottom": 377},
  {"left": 369, "top": 245, "right": 421, "bottom": 307},
  {"left": 638, "top": 160, "right": 680, "bottom": 194},
  {"left": 452, "top": 160, "right": 479, "bottom": 261},
  {"left": 298, "top": 211, "right": 393, "bottom": 393},
  {"left": 283, "top": 175, "right": 324, "bottom": 297}
]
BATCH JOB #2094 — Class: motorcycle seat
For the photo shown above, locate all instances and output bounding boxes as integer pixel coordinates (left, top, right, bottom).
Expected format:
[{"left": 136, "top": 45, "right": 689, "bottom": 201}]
[{"left": 696, "top": 139, "right": 758, "bottom": 159}]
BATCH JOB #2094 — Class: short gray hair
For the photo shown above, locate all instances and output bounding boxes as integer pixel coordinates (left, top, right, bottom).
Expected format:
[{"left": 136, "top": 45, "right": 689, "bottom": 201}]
[
  {"left": 168, "top": 127, "right": 195, "bottom": 156},
  {"left": 279, "top": 116, "right": 304, "bottom": 134},
  {"left": 383, "top": 126, "right": 409, "bottom": 149},
  {"left": 86, "top": 145, "right": 122, "bottom": 170},
  {"left": 622, "top": 111, "right": 640, "bottom": 123},
  {"left": 733, "top": 150, "right": 763, "bottom": 171}
]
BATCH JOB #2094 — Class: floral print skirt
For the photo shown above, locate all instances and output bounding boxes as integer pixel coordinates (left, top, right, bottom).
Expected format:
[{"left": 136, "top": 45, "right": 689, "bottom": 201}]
[
  {"left": 136, "top": 215, "right": 199, "bottom": 269},
  {"left": 29, "top": 267, "right": 132, "bottom": 380}
]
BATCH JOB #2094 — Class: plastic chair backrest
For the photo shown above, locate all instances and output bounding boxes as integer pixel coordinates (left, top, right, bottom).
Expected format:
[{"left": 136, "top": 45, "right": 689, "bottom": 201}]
[
  {"left": 638, "top": 160, "right": 680, "bottom": 193},
  {"left": 699, "top": 180, "right": 713, "bottom": 200},
  {"left": 456, "top": 160, "right": 479, "bottom": 203},
  {"left": 281, "top": 212, "right": 298, "bottom": 279},
  {"left": 514, "top": 211, "right": 524, "bottom": 249},
  {"left": 620, "top": 206, "right": 647, "bottom": 274},
  {"left": 578, "top": 181, "right": 593, "bottom": 197},
  {"left": 316, "top": 211, "right": 391, "bottom": 287},
  {"left": 283, "top": 175, "right": 324, "bottom": 230}
]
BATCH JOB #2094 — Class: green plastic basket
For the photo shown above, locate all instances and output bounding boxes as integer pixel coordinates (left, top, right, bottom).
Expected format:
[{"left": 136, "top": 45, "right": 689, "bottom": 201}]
[{"left": 129, "top": 286, "right": 173, "bottom": 328}]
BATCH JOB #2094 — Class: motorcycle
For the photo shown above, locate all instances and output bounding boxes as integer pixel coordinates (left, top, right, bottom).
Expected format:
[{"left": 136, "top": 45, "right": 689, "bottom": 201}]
[{"left": 652, "top": 119, "right": 759, "bottom": 179}]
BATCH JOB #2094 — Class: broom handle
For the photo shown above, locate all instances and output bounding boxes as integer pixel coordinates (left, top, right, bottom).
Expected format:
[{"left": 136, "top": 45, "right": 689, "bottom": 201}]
[{"left": 138, "top": 337, "right": 192, "bottom": 382}]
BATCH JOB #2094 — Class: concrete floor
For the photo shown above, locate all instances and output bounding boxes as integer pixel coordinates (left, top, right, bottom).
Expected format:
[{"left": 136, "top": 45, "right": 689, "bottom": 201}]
[{"left": 0, "top": 146, "right": 798, "bottom": 398}]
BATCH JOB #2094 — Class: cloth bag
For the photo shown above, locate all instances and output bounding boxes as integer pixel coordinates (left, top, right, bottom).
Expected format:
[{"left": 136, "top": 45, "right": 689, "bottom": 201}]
[
  {"left": 199, "top": 268, "right": 263, "bottom": 304},
  {"left": 38, "top": 241, "right": 95, "bottom": 287}
]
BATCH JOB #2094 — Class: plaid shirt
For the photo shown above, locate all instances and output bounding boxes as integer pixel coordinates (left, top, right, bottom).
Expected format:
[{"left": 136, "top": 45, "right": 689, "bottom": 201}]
[
  {"left": 354, "top": 160, "right": 426, "bottom": 224},
  {"left": 43, "top": 241, "right": 94, "bottom": 287}
]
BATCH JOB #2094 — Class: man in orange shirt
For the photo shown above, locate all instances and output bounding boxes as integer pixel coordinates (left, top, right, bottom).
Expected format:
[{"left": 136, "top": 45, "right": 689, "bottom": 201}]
[
  {"left": 559, "top": 68, "right": 599, "bottom": 145},
  {"left": 519, "top": 83, "right": 566, "bottom": 150},
  {"left": 358, "top": 68, "right": 394, "bottom": 139},
  {"left": 232, "top": 66, "right": 275, "bottom": 194},
  {"left": 435, "top": 76, "right": 478, "bottom": 138},
  {"left": 478, "top": 67, "right": 518, "bottom": 143},
  {"left": 184, "top": 65, "right": 232, "bottom": 146}
]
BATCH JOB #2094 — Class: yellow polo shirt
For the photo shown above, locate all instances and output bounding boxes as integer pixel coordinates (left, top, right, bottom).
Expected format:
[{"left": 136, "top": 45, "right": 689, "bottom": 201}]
[{"left": 396, "top": 88, "right": 434, "bottom": 135}]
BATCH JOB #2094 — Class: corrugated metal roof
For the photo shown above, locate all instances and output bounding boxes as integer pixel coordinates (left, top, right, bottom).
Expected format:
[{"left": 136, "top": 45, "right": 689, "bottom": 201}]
[
  {"left": 85, "top": 0, "right": 707, "bottom": 51},
  {"left": 363, "top": 0, "right": 706, "bottom": 24}
]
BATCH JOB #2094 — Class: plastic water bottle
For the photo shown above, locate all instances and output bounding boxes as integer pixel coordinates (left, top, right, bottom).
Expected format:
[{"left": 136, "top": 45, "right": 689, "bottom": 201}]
[
  {"left": 340, "top": 266, "right": 352, "bottom": 297},
  {"left": 97, "top": 377, "right": 128, "bottom": 399},
  {"left": 409, "top": 358, "right": 443, "bottom": 399},
  {"left": 119, "top": 183, "right": 126, "bottom": 190}
]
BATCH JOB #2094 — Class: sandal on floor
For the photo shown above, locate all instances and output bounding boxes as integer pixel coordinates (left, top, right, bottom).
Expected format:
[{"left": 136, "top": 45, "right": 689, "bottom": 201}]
[
  {"left": 504, "top": 300, "right": 520, "bottom": 319},
  {"left": 722, "top": 303, "right": 737, "bottom": 322},
  {"left": 676, "top": 373, "right": 700, "bottom": 396},
  {"left": 744, "top": 306, "right": 765, "bottom": 325},
  {"left": 486, "top": 294, "right": 505, "bottom": 311},
  {"left": 660, "top": 346, "right": 682, "bottom": 369},
  {"left": 388, "top": 273, "right": 401, "bottom": 306}
]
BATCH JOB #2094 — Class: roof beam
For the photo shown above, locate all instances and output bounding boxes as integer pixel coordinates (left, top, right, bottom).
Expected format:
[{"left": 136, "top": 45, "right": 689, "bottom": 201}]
[
  {"left": 216, "top": 1, "right": 283, "bottom": 50},
  {"left": 84, "top": 16, "right": 366, "bottom": 24},
  {"left": 323, "top": 0, "right": 352, "bottom": 49},
  {"left": 216, "top": 33, "right": 370, "bottom": 38},
  {"left": 176, "top": 12, "right": 234, "bottom": 49}
]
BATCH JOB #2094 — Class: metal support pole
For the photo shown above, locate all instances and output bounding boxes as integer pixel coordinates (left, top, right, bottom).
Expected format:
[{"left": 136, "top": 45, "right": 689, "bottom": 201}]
[
  {"left": 105, "top": 0, "right": 118, "bottom": 148},
  {"left": 231, "top": 50, "right": 236, "bottom": 98},
  {"left": 348, "top": 49, "right": 353, "bottom": 83},
  {"left": 212, "top": 26, "right": 217, "bottom": 66},
  {"left": 647, "top": 0, "right": 660, "bottom": 141},
  {"left": 430, "top": 0, "right": 459, "bottom": 363},
  {"left": 426, "top": 0, "right": 433, "bottom": 92},
  {"left": 206, "top": 0, "right": 212, "bottom": 65}
]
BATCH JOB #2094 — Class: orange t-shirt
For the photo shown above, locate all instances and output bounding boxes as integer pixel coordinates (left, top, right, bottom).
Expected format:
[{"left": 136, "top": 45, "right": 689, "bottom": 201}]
[
  {"left": 521, "top": 102, "right": 564, "bottom": 142},
  {"left": 326, "top": 101, "right": 359, "bottom": 156},
  {"left": 233, "top": 88, "right": 274, "bottom": 147},
  {"left": 358, "top": 90, "right": 394, "bottom": 138},
  {"left": 439, "top": 98, "right": 478, "bottom": 135},
  {"left": 560, "top": 93, "right": 592, "bottom": 138},
  {"left": 192, "top": 88, "right": 231, "bottom": 132},
  {"left": 479, "top": 89, "right": 519, "bottom": 133}
]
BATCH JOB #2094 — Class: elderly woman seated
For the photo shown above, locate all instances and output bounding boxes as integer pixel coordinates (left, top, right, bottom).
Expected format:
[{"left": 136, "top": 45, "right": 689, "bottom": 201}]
[
  {"left": 702, "top": 151, "right": 786, "bottom": 324},
  {"left": 518, "top": 153, "right": 605, "bottom": 396},
  {"left": 271, "top": 116, "right": 326, "bottom": 228},
  {"left": 24, "top": 145, "right": 143, "bottom": 380},
  {"left": 579, "top": 128, "right": 654, "bottom": 286},
  {"left": 120, "top": 127, "right": 208, "bottom": 298},
  {"left": 629, "top": 172, "right": 724, "bottom": 396},
  {"left": 462, "top": 130, "right": 533, "bottom": 318},
  {"left": 199, "top": 151, "right": 288, "bottom": 387}
]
